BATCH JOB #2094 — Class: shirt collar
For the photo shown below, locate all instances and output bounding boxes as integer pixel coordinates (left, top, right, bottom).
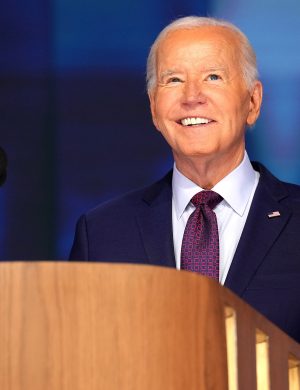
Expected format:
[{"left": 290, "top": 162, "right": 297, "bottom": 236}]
[{"left": 172, "top": 152, "right": 258, "bottom": 219}]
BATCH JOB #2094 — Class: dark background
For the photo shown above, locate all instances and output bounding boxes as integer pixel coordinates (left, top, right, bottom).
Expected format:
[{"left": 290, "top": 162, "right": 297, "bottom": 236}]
[{"left": 1, "top": 0, "right": 300, "bottom": 260}]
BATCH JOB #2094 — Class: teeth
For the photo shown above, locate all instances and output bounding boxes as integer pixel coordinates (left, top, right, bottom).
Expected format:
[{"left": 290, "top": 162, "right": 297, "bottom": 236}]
[{"left": 181, "top": 117, "right": 211, "bottom": 126}]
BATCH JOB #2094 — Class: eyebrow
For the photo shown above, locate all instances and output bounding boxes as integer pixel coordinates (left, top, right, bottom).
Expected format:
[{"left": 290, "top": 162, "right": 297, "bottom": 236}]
[
  {"left": 159, "top": 67, "right": 228, "bottom": 80},
  {"left": 158, "top": 69, "right": 180, "bottom": 80},
  {"left": 202, "top": 67, "right": 228, "bottom": 73}
]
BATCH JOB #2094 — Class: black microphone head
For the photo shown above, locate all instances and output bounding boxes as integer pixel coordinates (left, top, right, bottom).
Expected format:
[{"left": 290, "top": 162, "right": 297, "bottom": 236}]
[{"left": 0, "top": 146, "right": 7, "bottom": 186}]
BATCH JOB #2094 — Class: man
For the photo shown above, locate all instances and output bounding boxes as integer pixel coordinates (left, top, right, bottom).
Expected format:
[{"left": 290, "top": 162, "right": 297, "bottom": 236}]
[{"left": 70, "top": 17, "right": 300, "bottom": 342}]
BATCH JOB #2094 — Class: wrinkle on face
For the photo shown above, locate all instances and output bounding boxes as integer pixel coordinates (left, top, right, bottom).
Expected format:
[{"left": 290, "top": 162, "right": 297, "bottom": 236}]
[{"left": 149, "top": 26, "right": 262, "bottom": 186}]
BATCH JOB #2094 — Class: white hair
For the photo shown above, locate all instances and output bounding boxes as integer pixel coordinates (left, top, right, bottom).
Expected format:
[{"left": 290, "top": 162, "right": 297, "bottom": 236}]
[{"left": 146, "top": 16, "right": 258, "bottom": 92}]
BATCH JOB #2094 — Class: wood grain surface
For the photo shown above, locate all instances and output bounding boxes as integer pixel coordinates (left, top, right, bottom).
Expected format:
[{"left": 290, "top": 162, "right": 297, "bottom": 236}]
[{"left": 0, "top": 262, "right": 299, "bottom": 389}]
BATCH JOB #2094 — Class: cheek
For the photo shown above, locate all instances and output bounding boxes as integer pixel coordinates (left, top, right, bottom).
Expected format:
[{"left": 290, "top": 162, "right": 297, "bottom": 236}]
[
  {"left": 153, "top": 98, "right": 172, "bottom": 125},
  {"left": 150, "top": 97, "right": 165, "bottom": 130},
  {"left": 156, "top": 89, "right": 180, "bottom": 112},
  {"left": 224, "top": 95, "right": 251, "bottom": 125}
]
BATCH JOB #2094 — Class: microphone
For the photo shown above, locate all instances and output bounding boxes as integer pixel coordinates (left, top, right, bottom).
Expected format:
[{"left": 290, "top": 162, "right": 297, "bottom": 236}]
[{"left": 0, "top": 147, "right": 7, "bottom": 186}]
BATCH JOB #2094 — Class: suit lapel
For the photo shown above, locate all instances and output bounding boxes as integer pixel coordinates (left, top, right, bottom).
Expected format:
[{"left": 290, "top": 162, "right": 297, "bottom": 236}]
[
  {"left": 136, "top": 171, "right": 176, "bottom": 268},
  {"left": 134, "top": 163, "right": 292, "bottom": 283},
  {"left": 225, "top": 163, "right": 291, "bottom": 295}
]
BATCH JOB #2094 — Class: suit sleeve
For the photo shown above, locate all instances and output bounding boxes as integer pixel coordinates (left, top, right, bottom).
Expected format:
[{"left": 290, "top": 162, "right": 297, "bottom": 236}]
[{"left": 69, "top": 215, "right": 89, "bottom": 261}]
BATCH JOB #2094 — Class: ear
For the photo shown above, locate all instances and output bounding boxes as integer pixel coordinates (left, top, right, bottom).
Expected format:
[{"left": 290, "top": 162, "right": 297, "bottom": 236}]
[
  {"left": 148, "top": 90, "right": 160, "bottom": 131},
  {"left": 246, "top": 81, "right": 263, "bottom": 126}
]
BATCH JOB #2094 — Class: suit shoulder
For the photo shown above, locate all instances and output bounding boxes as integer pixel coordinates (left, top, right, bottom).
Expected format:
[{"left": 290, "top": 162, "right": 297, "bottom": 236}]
[
  {"left": 280, "top": 181, "right": 300, "bottom": 212},
  {"left": 282, "top": 181, "right": 300, "bottom": 196},
  {"left": 84, "top": 170, "right": 173, "bottom": 222},
  {"left": 254, "top": 161, "right": 300, "bottom": 208}
]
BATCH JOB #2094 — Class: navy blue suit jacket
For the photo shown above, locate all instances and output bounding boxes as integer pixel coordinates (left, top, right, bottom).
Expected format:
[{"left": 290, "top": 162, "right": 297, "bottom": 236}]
[{"left": 70, "top": 162, "right": 300, "bottom": 342}]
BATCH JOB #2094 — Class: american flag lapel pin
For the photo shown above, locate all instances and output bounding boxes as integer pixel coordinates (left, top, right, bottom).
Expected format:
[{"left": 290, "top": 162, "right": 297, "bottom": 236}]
[{"left": 268, "top": 211, "right": 281, "bottom": 219}]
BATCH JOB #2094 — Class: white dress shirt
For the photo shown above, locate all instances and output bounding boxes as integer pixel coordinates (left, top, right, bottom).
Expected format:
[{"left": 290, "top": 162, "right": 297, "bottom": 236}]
[{"left": 172, "top": 152, "right": 260, "bottom": 284}]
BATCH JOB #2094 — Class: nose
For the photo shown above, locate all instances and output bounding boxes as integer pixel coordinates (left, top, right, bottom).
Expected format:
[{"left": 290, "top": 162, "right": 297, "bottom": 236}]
[{"left": 181, "top": 80, "right": 207, "bottom": 106}]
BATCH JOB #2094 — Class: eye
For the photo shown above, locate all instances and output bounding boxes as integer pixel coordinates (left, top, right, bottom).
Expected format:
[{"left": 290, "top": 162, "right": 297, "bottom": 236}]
[
  {"left": 166, "top": 76, "right": 183, "bottom": 84},
  {"left": 207, "top": 74, "right": 221, "bottom": 81}
]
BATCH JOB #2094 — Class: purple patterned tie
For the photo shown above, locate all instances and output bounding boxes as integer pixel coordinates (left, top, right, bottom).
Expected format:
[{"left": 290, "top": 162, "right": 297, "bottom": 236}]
[{"left": 181, "top": 191, "right": 223, "bottom": 280}]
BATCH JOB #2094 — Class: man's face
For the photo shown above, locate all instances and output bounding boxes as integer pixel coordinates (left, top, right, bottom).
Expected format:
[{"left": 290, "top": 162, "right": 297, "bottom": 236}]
[{"left": 149, "top": 26, "right": 262, "bottom": 171}]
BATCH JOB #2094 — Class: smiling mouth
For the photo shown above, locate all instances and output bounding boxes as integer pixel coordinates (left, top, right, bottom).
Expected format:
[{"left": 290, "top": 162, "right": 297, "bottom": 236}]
[{"left": 178, "top": 117, "right": 215, "bottom": 126}]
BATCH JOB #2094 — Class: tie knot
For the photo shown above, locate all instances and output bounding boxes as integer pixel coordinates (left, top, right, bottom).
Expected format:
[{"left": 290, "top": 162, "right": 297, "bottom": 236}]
[{"left": 191, "top": 190, "right": 223, "bottom": 209}]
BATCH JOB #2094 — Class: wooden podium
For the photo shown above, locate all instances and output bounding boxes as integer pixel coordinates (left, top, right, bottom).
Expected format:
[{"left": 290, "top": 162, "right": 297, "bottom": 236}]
[{"left": 0, "top": 262, "right": 299, "bottom": 390}]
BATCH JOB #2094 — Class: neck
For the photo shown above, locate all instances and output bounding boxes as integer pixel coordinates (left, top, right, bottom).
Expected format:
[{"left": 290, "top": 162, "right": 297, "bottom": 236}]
[{"left": 174, "top": 151, "right": 245, "bottom": 189}]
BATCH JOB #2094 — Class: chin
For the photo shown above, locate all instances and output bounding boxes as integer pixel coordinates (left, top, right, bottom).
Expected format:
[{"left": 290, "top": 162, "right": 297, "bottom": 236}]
[{"left": 176, "top": 148, "right": 217, "bottom": 159}]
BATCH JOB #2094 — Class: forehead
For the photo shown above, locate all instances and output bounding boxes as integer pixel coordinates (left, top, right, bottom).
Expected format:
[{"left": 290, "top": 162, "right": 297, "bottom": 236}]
[{"left": 156, "top": 26, "right": 241, "bottom": 68}]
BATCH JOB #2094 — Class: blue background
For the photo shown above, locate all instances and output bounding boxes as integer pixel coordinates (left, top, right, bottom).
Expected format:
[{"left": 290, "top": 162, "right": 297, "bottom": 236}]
[{"left": 1, "top": 0, "right": 300, "bottom": 260}]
